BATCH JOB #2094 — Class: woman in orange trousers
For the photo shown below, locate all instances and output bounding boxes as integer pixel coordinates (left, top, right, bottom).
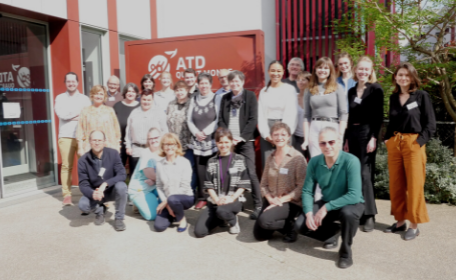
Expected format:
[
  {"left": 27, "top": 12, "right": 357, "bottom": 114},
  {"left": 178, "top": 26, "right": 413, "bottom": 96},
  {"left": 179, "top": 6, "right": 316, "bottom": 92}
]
[{"left": 383, "top": 62, "right": 436, "bottom": 241}]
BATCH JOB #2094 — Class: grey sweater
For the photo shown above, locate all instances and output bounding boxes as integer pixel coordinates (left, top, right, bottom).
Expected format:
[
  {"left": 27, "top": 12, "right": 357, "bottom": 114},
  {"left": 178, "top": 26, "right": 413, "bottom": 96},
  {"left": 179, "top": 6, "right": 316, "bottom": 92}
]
[{"left": 303, "top": 83, "right": 348, "bottom": 122}]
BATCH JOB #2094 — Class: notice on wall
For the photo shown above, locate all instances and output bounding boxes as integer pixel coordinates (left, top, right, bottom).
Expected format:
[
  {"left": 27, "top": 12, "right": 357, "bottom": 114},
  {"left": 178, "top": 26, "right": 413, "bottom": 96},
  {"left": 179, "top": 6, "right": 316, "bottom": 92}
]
[{"left": 3, "top": 102, "right": 21, "bottom": 119}]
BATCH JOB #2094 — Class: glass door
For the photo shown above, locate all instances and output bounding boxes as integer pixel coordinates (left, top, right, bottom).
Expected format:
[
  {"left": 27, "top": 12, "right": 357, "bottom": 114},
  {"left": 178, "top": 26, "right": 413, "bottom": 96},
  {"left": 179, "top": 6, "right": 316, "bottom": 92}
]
[
  {"left": 81, "top": 29, "right": 104, "bottom": 96},
  {"left": 0, "top": 16, "right": 55, "bottom": 197}
]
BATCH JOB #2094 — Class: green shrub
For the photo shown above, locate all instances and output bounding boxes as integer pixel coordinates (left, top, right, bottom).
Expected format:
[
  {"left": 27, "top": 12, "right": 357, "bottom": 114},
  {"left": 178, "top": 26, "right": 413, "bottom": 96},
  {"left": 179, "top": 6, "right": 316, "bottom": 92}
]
[{"left": 374, "top": 138, "right": 456, "bottom": 205}]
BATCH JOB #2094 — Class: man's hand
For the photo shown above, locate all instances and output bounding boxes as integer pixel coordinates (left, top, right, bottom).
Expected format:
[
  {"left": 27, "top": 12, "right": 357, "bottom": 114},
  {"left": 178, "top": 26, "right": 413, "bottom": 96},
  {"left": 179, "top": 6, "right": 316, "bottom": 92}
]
[
  {"left": 314, "top": 204, "right": 328, "bottom": 227},
  {"left": 156, "top": 201, "right": 167, "bottom": 214},
  {"left": 92, "top": 188, "right": 103, "bottom": 201},
  {"left": 126, "top": 148, "right": 132, "bottom": 156},
  {"left": 305, "top": 212, "right": 318, "bottom": 231},
  {"left": 265, "top": 136, "right": 274, "bottom": 144}
]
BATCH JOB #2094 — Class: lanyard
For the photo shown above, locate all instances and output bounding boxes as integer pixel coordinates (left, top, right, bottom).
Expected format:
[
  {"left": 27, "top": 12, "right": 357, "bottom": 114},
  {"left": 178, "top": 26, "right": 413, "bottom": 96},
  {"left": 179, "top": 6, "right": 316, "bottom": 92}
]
[{"left": 219, "top": 153, "right": 233, "bottom": 189}]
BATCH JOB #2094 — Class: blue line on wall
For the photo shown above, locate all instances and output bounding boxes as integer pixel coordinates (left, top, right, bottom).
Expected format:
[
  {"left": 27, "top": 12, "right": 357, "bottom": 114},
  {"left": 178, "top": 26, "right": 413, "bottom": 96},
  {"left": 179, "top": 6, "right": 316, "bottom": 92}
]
[
  {"left": 0, "top": 120, "right": 52, "bottom": 126},
  {"left": 0, "top": 88, "right": 50, "bottom": 92}
]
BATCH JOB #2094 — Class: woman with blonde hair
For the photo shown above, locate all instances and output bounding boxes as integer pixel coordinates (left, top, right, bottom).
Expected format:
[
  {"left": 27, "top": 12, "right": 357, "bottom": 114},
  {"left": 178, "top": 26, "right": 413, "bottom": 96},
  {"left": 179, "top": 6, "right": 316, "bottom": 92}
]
[
  {"left": 128, "top": 127, "right": 163, "bottom": 220},
  {"left": 77, "top": 85, "right": 121, "bottom": 156},
  {"left": 154, "top": 71, "right": 175, "bottom": 113},
  {"left": 302, "top": 57, "right": 348, "bottom": 158},
  {"left": 344, "top": 56, "right": 384, "bottom": 232},
  {"left": 336, "top": 52, "right": 356, "bottom": 105},
  {"left": 154, "top": 133, "right": 194, "bottom": 232}
]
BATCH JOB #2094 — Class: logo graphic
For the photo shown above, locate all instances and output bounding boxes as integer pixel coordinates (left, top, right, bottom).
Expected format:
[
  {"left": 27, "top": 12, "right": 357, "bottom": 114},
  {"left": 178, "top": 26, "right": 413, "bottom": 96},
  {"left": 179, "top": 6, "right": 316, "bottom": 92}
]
[
  {"left": 17, "top": 67, "right": 31, "bottom": 88},
  {"left": 148, "top": 49, "right": 178, "bottom": 79}
]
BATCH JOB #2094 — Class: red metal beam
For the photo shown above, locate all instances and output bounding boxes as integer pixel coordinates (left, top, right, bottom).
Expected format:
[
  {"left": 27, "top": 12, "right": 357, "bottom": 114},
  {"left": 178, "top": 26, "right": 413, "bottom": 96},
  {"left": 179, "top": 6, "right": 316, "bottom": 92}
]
[
  {"left": 324, "top": 0, "right": 329, "bottom": 58},
  {"left": 276, "top": 0, "right": 281, "bottom": 60},
  {"left": 293, "top": 0, "right": 298, "bottom": 59},
  {"left": 306, "top": 0, "right": 310, "bottom": 70},
  {"left": 282, "top": 0, "right": 287, "bottom": 64}
]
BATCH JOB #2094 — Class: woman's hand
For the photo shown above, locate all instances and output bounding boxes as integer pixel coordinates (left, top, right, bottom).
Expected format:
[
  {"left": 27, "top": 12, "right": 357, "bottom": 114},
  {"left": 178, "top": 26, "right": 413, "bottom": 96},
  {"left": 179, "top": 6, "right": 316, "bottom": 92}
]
[
  {"left": 145, "top": 179, "right": 155, "bottom": 186},
  {"left": 196, "top": 131, "right": 206, "bottom": 141},
  {"left": 265, "top": 136, "right": 274, "bottom": 144},
  {"left": 156, "top": 201, "right": 167, "bottom": 214},
  {"left": 126, "top": 148, "right": 132, "bottom": 156},
  {"left": 301, "top": 140, "right": 308, "bottom": 151},
  {"left": 166, "top": 204, "right": 175, "bottom": 217},
  {"left": 264, "top": 196, "right": 282, "bottom": 211},
  {"left": 77, "top": 148, "right": 85, "bottom": 157},
  {"left": 343, "top": 140, "right": 349, "bottom": 152},
  {"left": 279, "top": 195, "right": 291, "bottom": 203},
  {"left": 366, "top": 137, "right": 377, "bottom": 153}
]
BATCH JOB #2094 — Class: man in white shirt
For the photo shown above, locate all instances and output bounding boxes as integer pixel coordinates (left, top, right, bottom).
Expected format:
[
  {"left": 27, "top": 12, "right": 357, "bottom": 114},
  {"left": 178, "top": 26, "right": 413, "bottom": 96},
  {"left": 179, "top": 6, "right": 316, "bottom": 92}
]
[
  {"left": 105, "top": 75, "right": 122, "bottom": 107},
  {"left": 54, "top": 72, "right": 91, "bottom": 206},
  {"left": 215, "top": 69, "right": 230, "bottom": 96}
]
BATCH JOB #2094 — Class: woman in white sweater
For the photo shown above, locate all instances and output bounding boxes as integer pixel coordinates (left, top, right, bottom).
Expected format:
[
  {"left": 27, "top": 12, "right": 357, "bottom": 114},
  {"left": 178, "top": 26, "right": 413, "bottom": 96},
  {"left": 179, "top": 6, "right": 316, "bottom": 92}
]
[{"left": 258, "top": 60, "right": 298, "bottom": 167}]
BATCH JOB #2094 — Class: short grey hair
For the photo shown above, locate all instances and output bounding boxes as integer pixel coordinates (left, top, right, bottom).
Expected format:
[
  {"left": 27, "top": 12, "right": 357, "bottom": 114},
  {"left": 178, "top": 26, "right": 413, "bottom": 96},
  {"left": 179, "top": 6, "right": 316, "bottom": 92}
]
[
  {"left": 227, "top": 70, "right": 245, "bottom": 82},
  {"left": 319, "top": 126, "right": 337, "bottom": 138},
  {"left": 288, "top": 57, "right": 304, "bottom": 71}
]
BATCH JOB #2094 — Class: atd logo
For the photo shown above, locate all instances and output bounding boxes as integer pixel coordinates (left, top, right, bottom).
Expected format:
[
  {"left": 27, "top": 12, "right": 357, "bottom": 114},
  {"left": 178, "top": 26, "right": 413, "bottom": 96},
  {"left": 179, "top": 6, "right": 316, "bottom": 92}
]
[{"left": 148, "top": 49, "right": 209, "bottom": 79}]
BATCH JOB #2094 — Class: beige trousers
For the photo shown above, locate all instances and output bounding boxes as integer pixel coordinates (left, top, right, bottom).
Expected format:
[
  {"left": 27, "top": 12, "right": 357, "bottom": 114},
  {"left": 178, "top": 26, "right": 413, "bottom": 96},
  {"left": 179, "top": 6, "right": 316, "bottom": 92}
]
[{"left": 58, "top": 138, "right": 78, "bottom": 197}]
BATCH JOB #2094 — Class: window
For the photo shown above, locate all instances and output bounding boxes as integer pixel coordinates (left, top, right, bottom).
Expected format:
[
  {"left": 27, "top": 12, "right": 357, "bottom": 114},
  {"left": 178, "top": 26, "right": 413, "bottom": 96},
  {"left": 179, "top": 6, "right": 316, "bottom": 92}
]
[{"left": 81, "top": 29, "right": 104, "bottom": 95}]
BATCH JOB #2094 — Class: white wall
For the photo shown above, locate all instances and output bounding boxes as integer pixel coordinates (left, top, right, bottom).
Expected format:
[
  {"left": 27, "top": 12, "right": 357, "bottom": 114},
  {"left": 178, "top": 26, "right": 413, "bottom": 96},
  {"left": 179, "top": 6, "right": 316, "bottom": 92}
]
[
  {"left": 116, "top": 0, "right": 151, "bottom": 39},
  {"left": 260, "top": 0, "right": 276, "bottom": 80},
  {"left": 0, "top": 0, "right": 67, "bottom": 18},
  {"left": 78, "top": 0, "right": 108, "bottom": 29}
]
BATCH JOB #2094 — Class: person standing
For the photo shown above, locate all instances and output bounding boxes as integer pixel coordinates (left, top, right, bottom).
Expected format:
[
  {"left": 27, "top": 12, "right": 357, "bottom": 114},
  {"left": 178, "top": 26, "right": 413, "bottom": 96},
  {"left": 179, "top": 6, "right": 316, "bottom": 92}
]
[
  {"left": 344, "top": 56, "right": 384, "bottom": 232},
  {"left": 258, "top": 60, "right": 298, "bottom": 167},
  {"left": 282, "top": 57, "right": 304, "bottom": 92},
  {"left": 294, "top": 71, "right": 311, "bottom": 158},
  {"left": 54, "top": 72, "right": 91, "bottom": 206},
  {"left": 138, "top": 74, "right": 155, "bottom": 101},
  {"left": 78, "top": 130, "right": 128, "bottom": 231},
  {"left": 77, "top": 85, "right": 121, "bottom": 156},
  {"left": 383, "top": 62, "right": 436, "bottom": 240},
  {"left": 166, "top": 81, "right": 196, "bottom": 192},
  {"left": 194, "top": 128, "right": 251, "bottom": 237},
  {"left": 113, "top": 83, "right": 140, "bottom": 167},
  {"left": 254, "top": 122, "right": 307, "bottom": 243},
  {"left": 296, "top": 127, "right": 364, "bottom": 269},
  {"left": 218, "top": 70, "right": 262, "bottom": 219},
  {"left": 336, "top": 53, "right": 356, "bottom": 101},
  {"left": 105, "top": 75, "right": 123, "bottom": 107},
  {"left": 187, "top": 73, "right": 222, "bottom": 209},
  {"left": 215, "top": 69, "right": 231, "bottom": 96},
  {"left": 154, "top": 72, "right": 175, "bottom": 113},
  {"left": 183, "top": 68, "right": 199, "bottom": 97},
  {"left": 154, "top": 133, "right": 194, "bottom": 233},
  {"left": 125, "top": 89, "right": 168, "bottom": 174}
]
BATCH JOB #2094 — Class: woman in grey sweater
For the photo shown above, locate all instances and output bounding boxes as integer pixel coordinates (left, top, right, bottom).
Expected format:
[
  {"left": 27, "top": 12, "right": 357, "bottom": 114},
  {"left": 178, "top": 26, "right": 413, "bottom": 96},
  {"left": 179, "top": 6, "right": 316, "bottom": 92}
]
[{"left": 302, "top": 57, "right": 348, "bottom": 158}]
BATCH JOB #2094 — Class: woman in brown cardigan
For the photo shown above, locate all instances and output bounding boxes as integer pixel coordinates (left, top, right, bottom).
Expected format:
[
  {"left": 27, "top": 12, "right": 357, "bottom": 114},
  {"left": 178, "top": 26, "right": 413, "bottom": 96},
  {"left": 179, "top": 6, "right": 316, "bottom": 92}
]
[{"left": 254, "top": 122, "right": 307, "bottom": 243}]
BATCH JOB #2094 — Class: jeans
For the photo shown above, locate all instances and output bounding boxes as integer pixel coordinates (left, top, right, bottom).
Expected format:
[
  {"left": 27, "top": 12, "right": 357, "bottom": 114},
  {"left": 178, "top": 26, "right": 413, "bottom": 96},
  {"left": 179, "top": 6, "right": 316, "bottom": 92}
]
[
  {"left": 129, "top": 189, "right": 160, "bottom": 221},
  {"left": 184, "top": 149, "right": 197, "bottom": 192},
  {"left": 154, "top": 195, "right": 194, "bottom": 232},
  {"left": 194, "top": 201, "right": 242, "bottom": 238},
  {"left": 78, "top": 181, "right": 128, "bottom": 220}
]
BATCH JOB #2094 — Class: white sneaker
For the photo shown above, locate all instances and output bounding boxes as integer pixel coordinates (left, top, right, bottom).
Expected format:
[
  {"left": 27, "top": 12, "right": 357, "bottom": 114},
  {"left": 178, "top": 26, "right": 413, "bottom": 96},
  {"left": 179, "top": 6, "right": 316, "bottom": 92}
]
[{"left": 229, "top": 216, "right": 240, "bottom": 234}]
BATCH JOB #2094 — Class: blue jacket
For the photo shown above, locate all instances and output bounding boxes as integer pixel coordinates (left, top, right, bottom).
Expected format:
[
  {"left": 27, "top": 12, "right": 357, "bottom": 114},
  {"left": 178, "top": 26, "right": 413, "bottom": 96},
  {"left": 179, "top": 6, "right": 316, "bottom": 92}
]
[
  {"left": 337, "top": 76, "right": 356, "bottom": 112},
  {"left": 78, "top": 147, "right": 126, "bottom": 198}
]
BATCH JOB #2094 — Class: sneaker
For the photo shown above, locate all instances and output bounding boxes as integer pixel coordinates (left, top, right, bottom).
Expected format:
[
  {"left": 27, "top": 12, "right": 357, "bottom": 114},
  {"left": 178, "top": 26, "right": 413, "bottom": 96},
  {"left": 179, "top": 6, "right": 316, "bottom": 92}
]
[
  {"left": 94, "top": 214, "right": 105, "bottom": 226},
  {"left": 229, "top": 216, "right": 240, "bottom": 234},
  {"left": 249, "top": 207, "right": 262, "bottom": 220},
  {"left": 62, "top": 196, "right": 73, "bottom": 206},
  {"left": 114, "top": 219, "right": 126, "bottom": 231}
]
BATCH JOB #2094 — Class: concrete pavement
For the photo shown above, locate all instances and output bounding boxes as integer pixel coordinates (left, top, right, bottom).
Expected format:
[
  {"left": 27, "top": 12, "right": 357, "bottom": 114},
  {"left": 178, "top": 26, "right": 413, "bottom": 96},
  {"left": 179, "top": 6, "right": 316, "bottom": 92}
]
[{"left": 0, "top": 186, "right": 455, "bottom": 280}]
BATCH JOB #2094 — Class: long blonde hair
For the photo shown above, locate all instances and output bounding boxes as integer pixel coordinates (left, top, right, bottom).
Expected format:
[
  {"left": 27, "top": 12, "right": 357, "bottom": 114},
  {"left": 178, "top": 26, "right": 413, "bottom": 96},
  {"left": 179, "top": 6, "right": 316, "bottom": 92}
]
[
  {"left": 309, "top": 57, "right": 338, "bottom": 95},
  {"left": 353, "top": 56, "right": 377, "bottom": 83}
]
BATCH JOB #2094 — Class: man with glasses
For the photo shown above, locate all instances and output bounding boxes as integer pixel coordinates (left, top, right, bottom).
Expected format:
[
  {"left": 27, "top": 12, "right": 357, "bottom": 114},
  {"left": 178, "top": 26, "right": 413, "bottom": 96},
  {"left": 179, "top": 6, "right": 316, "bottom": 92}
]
[
  {"left": 105, "top": 75, "right": 122, "bottom": 107},
  {"left": 295, "top": 127, "right": 364, "bottom": 269},
  {"left": 215, "top": 69, "right": 230, "bottom": 96},
  {"left": 78, "top": 130, "right": 128, "bottom": 231}
]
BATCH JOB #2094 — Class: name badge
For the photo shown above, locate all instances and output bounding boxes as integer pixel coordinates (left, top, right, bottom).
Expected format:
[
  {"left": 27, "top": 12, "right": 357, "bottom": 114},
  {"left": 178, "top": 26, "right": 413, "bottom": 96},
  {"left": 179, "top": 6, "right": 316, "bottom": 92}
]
[
  {"left": 98, "top": 167, "right": 106, "bottom": 178},
  {"left": 229, "top": 167, "right": 237, "bottom": 174},
  {"left": 279, "top": 168, "right": 288, "bottom": 175},
  {"left": 354, "top": 97, "right": 362, "bottom": 104},
  {"left": 108, "top": 97, "right": 115, "bottom": 101},
  {"left": 407, "top": 101, "right": 418, "bottom": 110}
]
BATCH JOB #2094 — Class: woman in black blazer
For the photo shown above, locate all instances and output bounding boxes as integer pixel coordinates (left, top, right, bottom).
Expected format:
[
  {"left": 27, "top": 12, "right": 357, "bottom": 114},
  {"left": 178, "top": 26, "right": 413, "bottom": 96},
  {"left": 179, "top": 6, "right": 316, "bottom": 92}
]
[
  {"left": 217, "top": 70, "right": 262, "bottom": 219},
  {"left": 344, "top": 56, "right": 384, "bottom": 232}
]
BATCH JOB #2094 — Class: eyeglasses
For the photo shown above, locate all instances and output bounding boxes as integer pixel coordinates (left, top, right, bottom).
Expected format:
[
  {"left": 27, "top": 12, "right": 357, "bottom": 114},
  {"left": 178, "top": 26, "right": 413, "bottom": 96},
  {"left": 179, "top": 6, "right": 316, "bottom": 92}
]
[
  {"left": 148, "top": 137, "right": 160, "bottom": 141},
  {"left": 319, "top": 140, "right": 336, "bottom": 147},
  {"left": 90, "top": 139, "right": 105, "bottom": 143},
  {"left": 107, "top": 82, "right": 119, "bottom": 86},
  {"left": 163, "top": 143, "right": 177, "bottom": 147}
]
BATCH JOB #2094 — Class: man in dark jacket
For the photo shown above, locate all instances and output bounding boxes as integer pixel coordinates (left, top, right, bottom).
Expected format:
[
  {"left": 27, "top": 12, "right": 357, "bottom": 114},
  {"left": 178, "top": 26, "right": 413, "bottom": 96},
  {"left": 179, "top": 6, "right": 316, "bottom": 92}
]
[{"left": 78, "top": 130, "right": 127, "bottom": 231}]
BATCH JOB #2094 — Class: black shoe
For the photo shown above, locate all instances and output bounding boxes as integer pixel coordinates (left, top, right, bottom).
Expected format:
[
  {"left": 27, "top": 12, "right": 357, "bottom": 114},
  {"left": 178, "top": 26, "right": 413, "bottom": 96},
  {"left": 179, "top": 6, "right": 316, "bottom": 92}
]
[
  {"left": 282, "top": 230, "right": 297, "bottom": 243},
  {"left": 249, "top": 207, "right": 261, "bottom": 220},
  {"left": 114, "top": 219, "right": 126, "bottom": 231},
  {"left": 94, "top": 214, "right": 105, "bottom": 226},
  {"left": 384, "top": 222, "right": 406, "bottom": 233},
  {"left": 323, "top": 238, "right": 338, "bottom": 249},
  {"left": 362, "top": 217, "right": 375, "bottom": 232},
  {"left": 403, "top": 228, "right": 420, "bottom": 241},
  {"left": 337, "top": 257, "right": 353, "bottom": 269}
]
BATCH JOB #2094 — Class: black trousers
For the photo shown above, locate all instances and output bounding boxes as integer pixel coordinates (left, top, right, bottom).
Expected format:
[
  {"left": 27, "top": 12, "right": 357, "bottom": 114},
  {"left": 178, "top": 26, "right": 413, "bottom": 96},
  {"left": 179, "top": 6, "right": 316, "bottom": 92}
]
[
  {"left": 347, "top": 125, "right": 378, "bottom": 216},
  {"left": 194, "top": 201, "right": 242, "bottom": 238},
  {"left": 253, "top": 200, "right": 301, "bottom": 241},
  {"left": 195, "top": 154, "right": 213, "bottom": 201},
  {"left": 295, "top": 200, "right": 364, "bottom": 259},
  {"left": 234, "top": 141, "right": 262, "bottom": 209},
  {"left": 292, "top": 134, "right": 310, "bottom": 160},
  {"left": 129, "top": 156, "right": 140, "bottom": 177}
]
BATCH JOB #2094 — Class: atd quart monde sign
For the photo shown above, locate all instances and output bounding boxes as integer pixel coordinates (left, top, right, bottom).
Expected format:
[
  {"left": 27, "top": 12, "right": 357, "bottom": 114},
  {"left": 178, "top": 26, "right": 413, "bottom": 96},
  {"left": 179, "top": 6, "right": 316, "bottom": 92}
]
[{"left": 125, "top": 30, "right": 265, "bottom": 93}]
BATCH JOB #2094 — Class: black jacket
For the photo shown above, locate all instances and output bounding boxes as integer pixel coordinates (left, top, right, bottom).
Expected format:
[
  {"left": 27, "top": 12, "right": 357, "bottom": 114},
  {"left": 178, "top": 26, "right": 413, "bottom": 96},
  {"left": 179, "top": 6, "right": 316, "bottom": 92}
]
[
  {"left": 218, "top": 89, "right": 258, "bottom": 141},
  {"left": 78, "top": 147, "right": 126, "bottom": 198}
]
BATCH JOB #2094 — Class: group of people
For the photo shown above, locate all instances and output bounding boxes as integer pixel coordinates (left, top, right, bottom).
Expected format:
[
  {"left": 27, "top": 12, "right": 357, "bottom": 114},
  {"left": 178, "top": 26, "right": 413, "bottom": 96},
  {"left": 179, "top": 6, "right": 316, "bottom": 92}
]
[{"left": 54, "top": 52, "right": 436, "bottom": 269}]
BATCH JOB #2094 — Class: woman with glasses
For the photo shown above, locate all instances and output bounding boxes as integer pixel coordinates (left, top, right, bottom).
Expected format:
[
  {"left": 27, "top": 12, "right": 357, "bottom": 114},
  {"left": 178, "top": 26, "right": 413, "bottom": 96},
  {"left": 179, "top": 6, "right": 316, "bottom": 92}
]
[
  {"left": 194, "top": 128, "right": 251, "bottom": 237},
  {"left": 128, "top": 127, "right": 163, "bottom": 220},
  {"left": 254, "top": 122, "right": 307, "bottom": 243},
  {"left": 125, "top": 89, "right": 168, "bottom": 174},
  {"left": 154, "top": 133, "right": 194, "bottom": 233}
]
